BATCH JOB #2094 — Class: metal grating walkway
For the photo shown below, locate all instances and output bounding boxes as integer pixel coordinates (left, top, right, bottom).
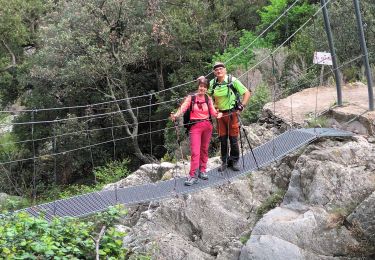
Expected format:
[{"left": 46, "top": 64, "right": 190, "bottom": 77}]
[{"left": 18, "top": 128, "right": 352, "bottom": 220}]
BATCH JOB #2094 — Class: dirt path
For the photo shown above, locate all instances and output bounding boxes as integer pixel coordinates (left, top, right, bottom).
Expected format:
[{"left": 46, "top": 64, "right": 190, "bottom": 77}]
[{"left": 264, "top": 82, "right": 375, "bottom": 127}]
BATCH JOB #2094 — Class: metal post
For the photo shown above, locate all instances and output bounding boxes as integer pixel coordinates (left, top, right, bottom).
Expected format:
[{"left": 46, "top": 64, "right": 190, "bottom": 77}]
[
  {"left": 353, "top": 0, "right": 374, "bottom": 111},
  {"left": 320, "top": 0, "right": 342, "bottom": 106}
]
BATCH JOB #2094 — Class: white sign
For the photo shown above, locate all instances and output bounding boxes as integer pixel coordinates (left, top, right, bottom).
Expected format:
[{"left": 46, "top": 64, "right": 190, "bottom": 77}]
[{"left": 313, "top": 51, "right": 333, "bottom": 65}]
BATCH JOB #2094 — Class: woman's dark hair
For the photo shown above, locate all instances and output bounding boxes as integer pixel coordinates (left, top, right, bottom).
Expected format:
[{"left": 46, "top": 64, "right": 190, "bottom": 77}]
[{"left": 197, "top": 76, "right": 208, "bottom": 87}]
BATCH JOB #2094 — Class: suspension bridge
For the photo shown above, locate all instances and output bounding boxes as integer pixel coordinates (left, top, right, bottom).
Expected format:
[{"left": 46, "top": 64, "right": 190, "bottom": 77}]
[{"left": 16, "top": 127, "right": 352, "bottom": 220}]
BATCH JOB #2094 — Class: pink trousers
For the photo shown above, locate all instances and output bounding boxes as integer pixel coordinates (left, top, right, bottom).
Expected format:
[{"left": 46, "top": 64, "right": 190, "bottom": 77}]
[{"left": 189, "top": 120, "right": 213, "bottom": 177}]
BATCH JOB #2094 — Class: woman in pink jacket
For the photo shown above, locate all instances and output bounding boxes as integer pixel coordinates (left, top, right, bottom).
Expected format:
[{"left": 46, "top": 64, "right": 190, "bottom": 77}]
[{"left": 171, "top": 76, "right": 222, "bottom": 186}]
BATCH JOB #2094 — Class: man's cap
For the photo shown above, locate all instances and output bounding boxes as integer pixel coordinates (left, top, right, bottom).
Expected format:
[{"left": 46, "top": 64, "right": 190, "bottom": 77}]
[
  {"left": 213, "top": 62, "right": 225, "bottom": 70},
  {"left": 197, "top": 76, "right": 208, "bottom": 85}
]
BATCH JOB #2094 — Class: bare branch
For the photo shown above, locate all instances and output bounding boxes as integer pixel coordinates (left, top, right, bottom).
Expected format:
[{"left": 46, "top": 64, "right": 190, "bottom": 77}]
[
  {"left": 90, "top": 225, "right": 106, "bottom": 260},
  {"left": 0, "top": 40, "right": 17, "bottom": 72}
]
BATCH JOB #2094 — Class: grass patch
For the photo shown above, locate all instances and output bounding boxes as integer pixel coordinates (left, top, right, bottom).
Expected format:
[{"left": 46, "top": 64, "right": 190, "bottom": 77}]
[
  {"left": 0, "top": 132, "right": 16, "bottom": 154},
  {"left": 256, "top": 189, "right": 286, "bottom": 219},
  {"left": 240, "top": 234, "right": 250, "bottom": 245},
  {"left": 306, "top": 115, "right": 329, "bottom": 128}
]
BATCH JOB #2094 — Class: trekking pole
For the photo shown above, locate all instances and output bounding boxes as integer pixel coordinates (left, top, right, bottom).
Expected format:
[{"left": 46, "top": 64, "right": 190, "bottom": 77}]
[
  {"left": 225, "top": 113, "right": 231, "bottom": 180},
  {"left": 173, "top": 120, "right": 188, "bottom": 179},
  {"left": 237, "top": 114, "right": 259, "bottom": 169},
  {"left": 238, "top": 118, "right": 245, "bottom": 168}
]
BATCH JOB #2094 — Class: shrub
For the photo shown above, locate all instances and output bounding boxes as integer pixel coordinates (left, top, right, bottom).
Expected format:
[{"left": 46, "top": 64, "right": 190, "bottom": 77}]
[
  {"left": 0, "top": 206, "right": 127, "bottom": 259},
  {"left": 37, "top": 159, "right": 130, "bottom": 203},
  {"left": 242, "top": 83, "right": 271, "bottom": 124}
]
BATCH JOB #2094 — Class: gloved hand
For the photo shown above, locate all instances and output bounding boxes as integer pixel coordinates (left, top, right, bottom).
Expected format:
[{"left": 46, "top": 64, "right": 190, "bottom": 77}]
[{"left": 236, "top": 103, "right": 245, "bottom": 111}]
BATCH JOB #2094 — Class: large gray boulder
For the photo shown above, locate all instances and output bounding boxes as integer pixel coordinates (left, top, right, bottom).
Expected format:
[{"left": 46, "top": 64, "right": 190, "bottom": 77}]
[
  {"left": 347, "top": 191, "right": 375, "bottom": 245},
  {"left": 123, "top": 179, "right": 256, "bottom": 260},
  {"left": 240, "top": 136, "right": 375, "bottom": 259},
  {"left": 289, "top": 136, "right": 375, "bottom": 209},
  {"left": 240, "top": 207, "right": 361, "bottom": 260}
]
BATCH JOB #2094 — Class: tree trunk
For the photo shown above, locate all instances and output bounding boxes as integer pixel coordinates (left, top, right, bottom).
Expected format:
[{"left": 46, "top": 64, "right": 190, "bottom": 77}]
[{"left": 107, "top": 78, "right": 153, "bottom": 164}]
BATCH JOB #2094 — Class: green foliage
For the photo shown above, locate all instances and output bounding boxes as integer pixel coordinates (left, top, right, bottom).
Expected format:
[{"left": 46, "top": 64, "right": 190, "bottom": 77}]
[
  {"left": 212, "top": 30, "right": 270, "bottom": 71},
  {"left": 163, "top": 119, "right": 183, "bottom": 161},
  {"left": 285, "top": 67, "right": 319, "bottom": 94},
  {"left": 256, "top": 189, "right": 286, "bottom": 218},
  {"left": 257, "top": 0, "right": 316, "bottom": 46},
  {"left": 0, "top": 206, "right": 127, "bottom": 259},
  {"left": 0, "top": 132, "right": 16, "bottom": 155},
  {"left": 342, "top": 66, "right": 361, "bottom": 83},
  {"left": 39, "top": 159, "right": 130, "bottom": 201},
  {"left": 94, "top": 159, "right": 130, "bottom": 184},
  {"left": 240, "top": 234, "right": 250, "bottom": 245},
  {"left": 161, "top": 152, "right": 176, "bottom": 163},
  {"left": 0, "top": 0, "right": 48, "bottom": 106},
  {"left": 241, "top": 84, "right": 271, "bottom": 124},
  {"left": 0, "top": 196, "right": 29, "bottom": 211}
]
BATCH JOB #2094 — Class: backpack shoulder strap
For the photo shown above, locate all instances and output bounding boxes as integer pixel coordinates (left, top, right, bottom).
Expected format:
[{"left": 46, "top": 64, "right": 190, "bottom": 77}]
[
  {"left": 204, "top": 94, "right": 211, "bottom": 118},
  {"left": 227, "top": 74, "right": 239, "bottom": 96},
  {"left": 190, "top": 94, "right": 196, "bottom": 112},
  {"left": 212, "top": 77, "right": 219, "bottom": 91}
]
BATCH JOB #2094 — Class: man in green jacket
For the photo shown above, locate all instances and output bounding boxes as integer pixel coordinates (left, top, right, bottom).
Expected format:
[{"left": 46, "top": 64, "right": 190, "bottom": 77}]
[{"left": 208, "top": 62, "right": 251, "bottom": 171}]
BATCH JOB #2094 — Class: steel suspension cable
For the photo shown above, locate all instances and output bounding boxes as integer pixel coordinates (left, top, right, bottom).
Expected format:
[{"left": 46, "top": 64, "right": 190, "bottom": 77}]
[
  {"left": 223, "top": 0, "right": 302, "bottom": 66},
  {"left": 0, "top": 1, "right": 334, "bottom": 129},
  {"left": 235, "top": 0, "right": 335, "bottom": 84},
  {"left": 0, "top": 97, "right": 185, "bottom": 126},
  {"left": 1, "top": 52, "right": 365, "bottom": 169}
]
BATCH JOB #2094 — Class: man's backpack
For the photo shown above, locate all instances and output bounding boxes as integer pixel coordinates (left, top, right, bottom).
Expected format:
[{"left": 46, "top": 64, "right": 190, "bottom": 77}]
[
  {"left": 182, "top": 94, "right": 211, "bottom": 133},
  {"left": 211, "top": 74, "right": 241, "bottom": 109}
]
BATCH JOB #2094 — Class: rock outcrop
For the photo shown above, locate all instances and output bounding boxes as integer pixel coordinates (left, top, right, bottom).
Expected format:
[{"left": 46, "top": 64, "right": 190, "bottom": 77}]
[
  {"left": 240, "top": 136, "right": 375, "bottom": 259},
  {"left": 104, "top": 125, "right": 374, "bottom": 259}
]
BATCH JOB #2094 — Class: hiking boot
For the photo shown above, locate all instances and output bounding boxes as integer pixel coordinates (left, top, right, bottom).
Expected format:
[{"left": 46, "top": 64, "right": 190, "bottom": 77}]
[
  {"left": 184, "top": 177, "right": 198, "bottom": 186},
  {"left": 218, "top": 163, "right": 228, "bottom": 172},
  {"left": 198, "top": 171, "right": 208, "bottom": 180},
  {"left": 231, "top": 161, "right": 240, "bottom": 171}
]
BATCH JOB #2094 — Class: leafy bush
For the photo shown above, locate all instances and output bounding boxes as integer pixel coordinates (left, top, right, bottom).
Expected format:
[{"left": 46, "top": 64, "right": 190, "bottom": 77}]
[
  {"left": 0, "top": 196, "right": 29, "bottom": 211},
  {"left": 38, "top": 159, "right": 130, "bottom": 201},
  {"left": 212, "top": 30, "right": 270, "bottom": 71},
  {"left": 242, "top": 83, "right": 271, "bottom": 124},
  {"left": 0, "top": 206, "right": 127, "bottom": 259},
  {"left": 257, "top": 0, "right": 316, "bottom": 46},
  {"left": 94, "top": 159, "right": 130, "bottom": 184}
]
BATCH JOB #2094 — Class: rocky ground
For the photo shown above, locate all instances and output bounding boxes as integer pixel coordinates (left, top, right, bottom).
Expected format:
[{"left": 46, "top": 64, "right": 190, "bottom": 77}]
[
  {"left": 263, "top": 82, "right": 375, "bottom": 135},
  {"left": 105, "top": 133, "right": 375, "bottom": 259},
  {"left": 104, "top": 82, "right": 375, "bottom": 259}
]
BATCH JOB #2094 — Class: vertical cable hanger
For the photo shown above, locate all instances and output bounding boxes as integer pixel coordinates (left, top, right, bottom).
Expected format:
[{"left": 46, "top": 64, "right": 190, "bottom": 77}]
[
  {"left": 314, "top": 76, "right": 320, "bottom": 136},
  {"left": 287, "top": 78, "right": 295, "bottom": 130},
  {"left": 111, "top": 115, "right": 116, "bottom": 161},
  {"left": 52, "top": 119, "right": 58, "bottom": 216},
  {"left": 5, "top": 153, "right": 22, "bottom": 196},
  {"left": 86, "top": 122, "right": 96, "bottom": 184},
  {"left": 271, "top": 54, "right": 277, "bottom": 159},
  {"left": 149, "top": 93, "right": 154, "bottom": 175},
  {"left": 173, "top": 121, "right": 188, "bottom": 179},
  {"left": 110, "top": 114, "right": 118, "bottom": 205},
  {"left": 31, "top": 109, "right": 37, "bottom": 204}
]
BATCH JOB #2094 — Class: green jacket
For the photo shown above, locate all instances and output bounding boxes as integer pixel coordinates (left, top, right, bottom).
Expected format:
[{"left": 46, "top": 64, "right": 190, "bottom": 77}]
[{"left": 208, "top": 75, "right": 247, "bottom": 111}]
